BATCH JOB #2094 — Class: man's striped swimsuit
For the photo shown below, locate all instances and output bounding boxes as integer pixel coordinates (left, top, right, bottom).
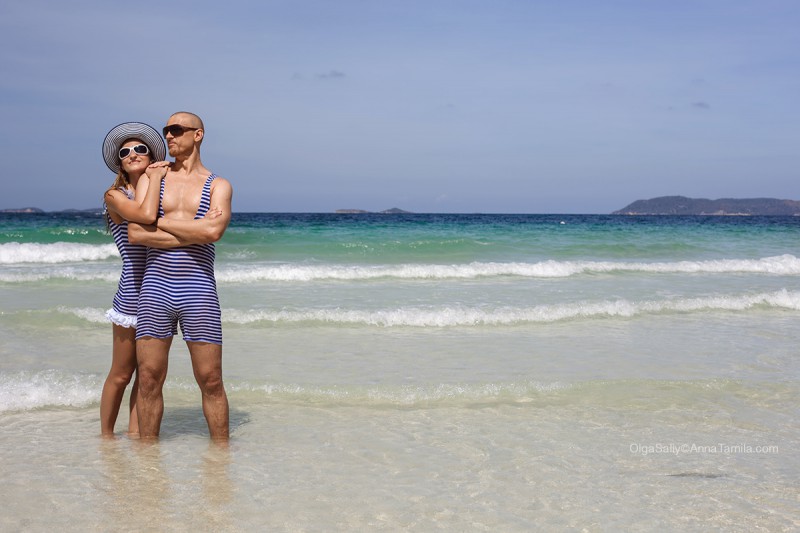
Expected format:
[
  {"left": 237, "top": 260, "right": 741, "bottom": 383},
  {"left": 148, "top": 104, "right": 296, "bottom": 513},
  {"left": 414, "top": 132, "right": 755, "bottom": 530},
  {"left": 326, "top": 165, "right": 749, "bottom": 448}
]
[{"left": 136, "top": 174, "right": 222, "bottom": 345}]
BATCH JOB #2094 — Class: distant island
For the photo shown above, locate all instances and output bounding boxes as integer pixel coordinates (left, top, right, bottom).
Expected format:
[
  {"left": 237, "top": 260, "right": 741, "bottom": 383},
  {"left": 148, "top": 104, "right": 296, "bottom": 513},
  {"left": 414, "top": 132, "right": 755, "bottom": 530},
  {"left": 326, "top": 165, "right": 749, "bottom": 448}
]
[
  {"left": 5, "top": 200, "right": 799, "bottom": 216},
  {"left": 1, "top": 207, "right": 45, "bottom": 214},
  {"left": 613, "top": 196, "right": 800, "bottom": 216},
  {"left": 335, "top": 208, "right": 413, "bottom": 214},
  {"left": 0, "top": 207, "right": 102, "bottom": 215}
]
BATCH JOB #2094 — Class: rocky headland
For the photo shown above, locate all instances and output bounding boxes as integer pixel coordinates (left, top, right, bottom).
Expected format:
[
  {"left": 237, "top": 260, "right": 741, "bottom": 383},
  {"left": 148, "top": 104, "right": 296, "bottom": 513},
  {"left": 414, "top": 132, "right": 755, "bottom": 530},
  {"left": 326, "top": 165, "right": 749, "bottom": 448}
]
[{"left": 613, "top": 196, "right": 800, "bottom": 216}]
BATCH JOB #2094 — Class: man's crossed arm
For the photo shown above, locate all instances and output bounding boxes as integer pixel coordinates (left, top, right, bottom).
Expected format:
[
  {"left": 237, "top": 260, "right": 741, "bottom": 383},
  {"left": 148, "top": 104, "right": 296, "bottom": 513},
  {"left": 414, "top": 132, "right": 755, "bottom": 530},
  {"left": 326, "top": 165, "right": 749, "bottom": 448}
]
[{"left": 128, "top": 178, "right": 233, "bottom": 249}]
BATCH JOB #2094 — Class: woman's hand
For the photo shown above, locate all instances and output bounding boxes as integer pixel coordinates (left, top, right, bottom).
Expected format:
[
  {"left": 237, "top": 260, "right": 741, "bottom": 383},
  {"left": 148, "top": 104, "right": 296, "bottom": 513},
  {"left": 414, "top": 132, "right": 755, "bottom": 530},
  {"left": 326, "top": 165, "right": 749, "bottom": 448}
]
[{"left": 145, "top": 161, "right": 170, "bottom": 181}]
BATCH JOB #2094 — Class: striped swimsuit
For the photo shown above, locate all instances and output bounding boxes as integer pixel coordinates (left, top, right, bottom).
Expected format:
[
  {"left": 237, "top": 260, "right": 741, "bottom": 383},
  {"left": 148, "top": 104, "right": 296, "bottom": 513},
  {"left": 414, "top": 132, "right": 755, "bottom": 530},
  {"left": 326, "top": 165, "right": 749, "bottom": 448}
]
[
  {"left": 135, "top": 175, "right": 222, "bottom": 344},
  {"left": 105, "top": 187, "right": 146, "bottom": 328}
]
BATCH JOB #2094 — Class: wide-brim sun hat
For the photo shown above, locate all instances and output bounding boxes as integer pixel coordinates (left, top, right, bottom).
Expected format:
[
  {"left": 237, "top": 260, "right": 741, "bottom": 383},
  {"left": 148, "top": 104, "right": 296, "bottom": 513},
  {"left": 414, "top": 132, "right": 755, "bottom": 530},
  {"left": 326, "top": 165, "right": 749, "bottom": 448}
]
[{"left": 102, "top": 122, "right": 167, "bottom": 174}]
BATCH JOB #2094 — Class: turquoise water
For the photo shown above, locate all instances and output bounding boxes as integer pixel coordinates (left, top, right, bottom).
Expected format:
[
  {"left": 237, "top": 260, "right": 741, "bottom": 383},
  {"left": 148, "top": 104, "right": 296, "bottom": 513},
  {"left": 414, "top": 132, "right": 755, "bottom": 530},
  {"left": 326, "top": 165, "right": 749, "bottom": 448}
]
[{"left": 1, "top": 213, "right": 799, "bottom": 530}]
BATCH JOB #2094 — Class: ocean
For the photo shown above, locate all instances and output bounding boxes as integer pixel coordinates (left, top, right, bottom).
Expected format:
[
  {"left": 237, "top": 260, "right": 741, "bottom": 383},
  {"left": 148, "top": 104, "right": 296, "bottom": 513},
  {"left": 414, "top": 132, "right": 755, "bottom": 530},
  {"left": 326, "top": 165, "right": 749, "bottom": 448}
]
[{"left": 1, "top": 212, "right": 798, "bottom": 531}]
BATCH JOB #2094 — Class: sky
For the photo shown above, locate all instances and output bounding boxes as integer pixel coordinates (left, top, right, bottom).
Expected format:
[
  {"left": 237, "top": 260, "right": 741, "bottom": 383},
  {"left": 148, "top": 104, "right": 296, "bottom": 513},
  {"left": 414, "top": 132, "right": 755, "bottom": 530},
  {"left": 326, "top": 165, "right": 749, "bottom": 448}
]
[{"left": 1, "top": 0, "right": 798, "bottom": 214}]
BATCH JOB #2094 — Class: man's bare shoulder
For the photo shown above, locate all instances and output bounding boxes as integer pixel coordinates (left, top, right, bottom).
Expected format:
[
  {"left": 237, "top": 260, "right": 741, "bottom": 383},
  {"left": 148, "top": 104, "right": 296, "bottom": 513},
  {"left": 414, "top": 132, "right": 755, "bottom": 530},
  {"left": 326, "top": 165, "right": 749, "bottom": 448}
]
[
  {"left": 209, "top": 176, "right": 233, "bottom": 209},
  {"left": 211, "top": 176, "right": 233, "bottom": 192}
]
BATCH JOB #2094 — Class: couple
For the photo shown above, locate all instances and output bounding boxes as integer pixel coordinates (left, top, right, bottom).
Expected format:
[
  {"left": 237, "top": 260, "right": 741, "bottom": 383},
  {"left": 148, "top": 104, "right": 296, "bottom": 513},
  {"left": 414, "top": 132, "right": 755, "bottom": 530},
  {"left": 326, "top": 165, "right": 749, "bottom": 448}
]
[{"left": 100, "top": 112, "right": 232, "bottom": 440}]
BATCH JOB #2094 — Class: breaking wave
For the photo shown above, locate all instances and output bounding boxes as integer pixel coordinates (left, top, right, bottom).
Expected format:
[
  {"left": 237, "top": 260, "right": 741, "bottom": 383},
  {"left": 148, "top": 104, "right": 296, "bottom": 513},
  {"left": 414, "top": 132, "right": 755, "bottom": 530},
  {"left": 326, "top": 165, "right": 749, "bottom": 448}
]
[
  {"left": 48, "top": 289, "right": 800, "bottom": 328},
  {"left": 0, "top": 242, "right": 118, "bottom": 264}
]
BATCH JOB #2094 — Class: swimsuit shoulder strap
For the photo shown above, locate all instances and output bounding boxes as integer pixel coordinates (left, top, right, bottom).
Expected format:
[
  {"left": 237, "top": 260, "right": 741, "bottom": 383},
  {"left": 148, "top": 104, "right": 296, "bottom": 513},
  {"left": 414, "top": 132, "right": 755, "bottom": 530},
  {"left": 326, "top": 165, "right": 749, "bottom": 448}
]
[
  {"left": 158, "top": 178, "right": 165, "bottom": 218},
  {"left": 194, "top": 174, "right": 217, "bottom": 219}
]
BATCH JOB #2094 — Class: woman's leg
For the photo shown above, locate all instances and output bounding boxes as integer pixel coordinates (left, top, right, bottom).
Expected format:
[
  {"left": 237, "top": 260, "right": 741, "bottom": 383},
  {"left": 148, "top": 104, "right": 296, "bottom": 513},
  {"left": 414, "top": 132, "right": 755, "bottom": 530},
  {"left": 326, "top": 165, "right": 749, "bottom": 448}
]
[
  {"left": 128, "top": 368, "right": 139, "bottom": 436},
  {"left": 100, "top": 324, "right": 138, "bottom": 436},
  {"left": 127, "top": 370, "right": 139, "bottom": 436}
]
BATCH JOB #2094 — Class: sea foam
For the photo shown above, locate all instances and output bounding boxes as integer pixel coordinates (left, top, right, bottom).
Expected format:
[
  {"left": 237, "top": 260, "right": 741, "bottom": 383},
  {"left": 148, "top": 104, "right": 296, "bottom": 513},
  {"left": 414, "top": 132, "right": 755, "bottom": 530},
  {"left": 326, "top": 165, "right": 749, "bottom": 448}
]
[
  {"left": 0, "top": 242, "right": 118, "bottom": 264},
  {"left": 220, "top": 289, "right": 800, "bottom": 327},
  {"left": 46, "top": 289, "right": 800, "bottom": 327},
  {"left": 2, "top": 253, "right": 798, "bottom": 282},
  {"left": 0, "top": 370, "right": 100, "bottom": 413},
  {"left": 216, "top": 255, "right": 800, "bottom": 282},
  {"left": 0, "top": 373, "right": 790, "bottom": 411}
]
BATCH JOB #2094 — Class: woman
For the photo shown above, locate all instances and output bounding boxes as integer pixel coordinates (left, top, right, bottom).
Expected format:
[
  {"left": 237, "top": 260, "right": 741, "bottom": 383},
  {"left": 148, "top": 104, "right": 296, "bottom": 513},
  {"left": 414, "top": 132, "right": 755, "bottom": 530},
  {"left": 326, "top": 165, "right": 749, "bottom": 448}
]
[{"left": 100, "top": 122, "right": 167, "bottom": 437}]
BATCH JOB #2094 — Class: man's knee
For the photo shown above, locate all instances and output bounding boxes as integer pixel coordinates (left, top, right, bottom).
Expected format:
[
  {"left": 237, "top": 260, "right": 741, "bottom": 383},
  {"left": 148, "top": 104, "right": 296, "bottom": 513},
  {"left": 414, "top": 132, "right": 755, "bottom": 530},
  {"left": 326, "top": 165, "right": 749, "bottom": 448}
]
[
  {"left": 188, "top": 342, "right": 224, "bottom": 392},
  {"left": 137, "top": 365, "right": 166, "bottom": 396},
  {"left": 196, "top": 368, "right": 225, "bottom": 396},
  {"left": 136, "top": 338, "right": 170, "bottom": 395}
]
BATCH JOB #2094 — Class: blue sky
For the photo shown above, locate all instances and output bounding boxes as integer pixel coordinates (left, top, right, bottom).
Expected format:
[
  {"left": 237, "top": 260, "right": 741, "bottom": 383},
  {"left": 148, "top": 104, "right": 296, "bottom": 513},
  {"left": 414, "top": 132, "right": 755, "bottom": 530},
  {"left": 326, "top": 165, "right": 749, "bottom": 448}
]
[{"left": 1, "top": 0, "right": 798, "bottom": 213}]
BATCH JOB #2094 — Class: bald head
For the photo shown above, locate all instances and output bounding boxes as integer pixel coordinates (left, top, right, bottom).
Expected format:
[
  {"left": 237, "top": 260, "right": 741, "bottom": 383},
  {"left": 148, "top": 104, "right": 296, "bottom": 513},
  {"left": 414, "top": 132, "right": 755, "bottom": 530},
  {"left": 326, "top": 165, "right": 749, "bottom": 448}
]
[{"left": 170, "top": 111, "right": 204, "bottom": 130}]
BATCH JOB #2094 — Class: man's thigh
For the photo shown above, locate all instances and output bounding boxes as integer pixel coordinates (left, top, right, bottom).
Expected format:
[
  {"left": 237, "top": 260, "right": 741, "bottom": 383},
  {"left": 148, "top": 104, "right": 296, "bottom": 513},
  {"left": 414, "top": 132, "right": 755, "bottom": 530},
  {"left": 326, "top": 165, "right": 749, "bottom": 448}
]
[
  {"left": 136, "top": 337, "right": 173, "bottom": 379},
  {"left": 186, "top": 341, "right": 223, "bottom": 383}
]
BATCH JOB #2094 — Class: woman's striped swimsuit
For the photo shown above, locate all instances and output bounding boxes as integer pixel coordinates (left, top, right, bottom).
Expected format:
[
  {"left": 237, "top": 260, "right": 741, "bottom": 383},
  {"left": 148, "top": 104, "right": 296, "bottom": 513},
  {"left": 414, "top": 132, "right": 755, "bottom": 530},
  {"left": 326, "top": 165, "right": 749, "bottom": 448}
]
[
  {"left": 135, "top": 175, "right": 222, "bottom": 344},
  {"left": 105, "top": 187, "right": 146, "bottom": 328}
]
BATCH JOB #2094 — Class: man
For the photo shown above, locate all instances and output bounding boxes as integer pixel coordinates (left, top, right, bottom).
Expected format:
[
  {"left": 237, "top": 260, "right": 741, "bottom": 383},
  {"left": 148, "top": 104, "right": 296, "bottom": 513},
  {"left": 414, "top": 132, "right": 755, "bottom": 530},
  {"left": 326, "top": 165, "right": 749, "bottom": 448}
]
[{"left": 128, "top": 111, "right": 233, "bottom": 440}]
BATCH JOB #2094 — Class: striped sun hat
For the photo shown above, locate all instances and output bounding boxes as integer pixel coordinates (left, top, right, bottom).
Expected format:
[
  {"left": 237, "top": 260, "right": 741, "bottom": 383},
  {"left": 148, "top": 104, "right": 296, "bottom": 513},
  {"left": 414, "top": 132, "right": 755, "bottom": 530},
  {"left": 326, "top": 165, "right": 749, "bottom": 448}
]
[{"left": 101, "top": 122, "right": 167, "bottom": 174}]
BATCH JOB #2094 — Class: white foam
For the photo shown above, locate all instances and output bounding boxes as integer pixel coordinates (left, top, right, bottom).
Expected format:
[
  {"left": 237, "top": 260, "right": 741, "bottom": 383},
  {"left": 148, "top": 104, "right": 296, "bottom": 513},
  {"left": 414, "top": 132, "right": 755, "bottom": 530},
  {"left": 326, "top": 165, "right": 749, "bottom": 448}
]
[
  {"left": 0, "top": 242, "right": 119, "bottom": 264},
  {"left": 0, "top": 370, "right": 100, "bottom": 413},
  {"left": 0, "top": 372, "right": 781, "bottom": 411},
  {"left": 222, "top": 289, "right": 800, "bottom": 327},
  {"left": 228, "top": 380, "right": 571, "bottom": 406},
  {"left": 3, "top": 254, "right": 799, "bottom": 282},
  {"left": 215, "top": 255, "right": 800, "bottom": 282},
  {"left": 36, "top": 289, "right": 800, "bottom": 327},
  {"left": 59, "top": 306, "right": 110, "bottom": 323},
  {"left": 223, "top": 378, "right": 765, "bottom": 407},
  {"left": 0, "top": 268, "right": 119, "bottom": 283}
]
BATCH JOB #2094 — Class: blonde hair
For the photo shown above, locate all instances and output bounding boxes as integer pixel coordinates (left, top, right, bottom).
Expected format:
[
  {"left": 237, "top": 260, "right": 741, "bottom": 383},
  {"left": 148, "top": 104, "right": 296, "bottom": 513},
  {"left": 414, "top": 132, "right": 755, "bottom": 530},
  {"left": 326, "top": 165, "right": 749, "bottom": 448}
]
[{"left": 107, "top": 168, "right": 130, "bottom": 194}]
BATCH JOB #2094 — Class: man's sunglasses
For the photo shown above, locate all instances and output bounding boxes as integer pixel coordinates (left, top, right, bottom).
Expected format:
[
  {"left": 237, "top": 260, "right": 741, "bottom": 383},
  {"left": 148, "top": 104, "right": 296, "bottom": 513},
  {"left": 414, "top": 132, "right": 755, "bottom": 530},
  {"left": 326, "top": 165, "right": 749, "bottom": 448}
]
[
  {"left": 118, "top": 144, "right": 150, "bottom": 160},
  {"left": 162, "top": 125, "right": 200, "bottom": 138}
]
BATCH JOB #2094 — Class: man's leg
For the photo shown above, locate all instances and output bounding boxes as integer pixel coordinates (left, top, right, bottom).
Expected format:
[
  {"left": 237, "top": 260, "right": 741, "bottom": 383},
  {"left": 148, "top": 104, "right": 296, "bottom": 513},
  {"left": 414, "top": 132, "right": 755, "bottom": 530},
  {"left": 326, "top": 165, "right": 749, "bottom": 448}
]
[
  {"left": 187, "top": 341, "right": 229, "bottom": 440},
  {"left": 136, "top": 337, "right": 172, "bottom": 439}
]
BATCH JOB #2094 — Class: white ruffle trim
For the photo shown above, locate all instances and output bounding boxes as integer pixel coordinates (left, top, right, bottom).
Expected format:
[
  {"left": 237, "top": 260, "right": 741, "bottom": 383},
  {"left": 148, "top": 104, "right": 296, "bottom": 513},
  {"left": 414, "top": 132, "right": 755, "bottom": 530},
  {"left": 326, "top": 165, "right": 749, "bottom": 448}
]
[{"left": 105, "top": 308, "right": 137, "bottom": 328}]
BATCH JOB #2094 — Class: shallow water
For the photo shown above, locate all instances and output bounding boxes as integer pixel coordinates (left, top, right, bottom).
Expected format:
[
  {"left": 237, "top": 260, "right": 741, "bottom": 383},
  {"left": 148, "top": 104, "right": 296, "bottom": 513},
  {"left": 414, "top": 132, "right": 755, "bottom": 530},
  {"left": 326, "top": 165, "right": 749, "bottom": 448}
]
[{"left": 1, "top": 213, "right": 799, "bottom": 530}]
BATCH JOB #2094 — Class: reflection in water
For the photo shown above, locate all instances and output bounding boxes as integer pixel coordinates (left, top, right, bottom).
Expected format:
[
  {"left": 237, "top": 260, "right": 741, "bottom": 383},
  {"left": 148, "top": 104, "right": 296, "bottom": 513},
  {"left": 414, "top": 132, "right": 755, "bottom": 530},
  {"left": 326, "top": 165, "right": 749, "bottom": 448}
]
[
  {"left": 199, "top": 441, "right": 235, "bottom": 529},
  {"left": 98, "top": 437, "right": 237, "bottom": 531},
  {"left": 99, "top": 437, "right": 170, "bottom": 530}
]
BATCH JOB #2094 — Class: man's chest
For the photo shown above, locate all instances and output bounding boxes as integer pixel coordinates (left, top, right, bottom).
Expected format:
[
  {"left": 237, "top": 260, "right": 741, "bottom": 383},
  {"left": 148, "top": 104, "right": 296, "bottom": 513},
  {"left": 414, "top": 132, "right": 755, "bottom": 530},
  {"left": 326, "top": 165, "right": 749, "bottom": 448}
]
[{"left": 161, "top": 179, "right": 204, "bottom": 219}]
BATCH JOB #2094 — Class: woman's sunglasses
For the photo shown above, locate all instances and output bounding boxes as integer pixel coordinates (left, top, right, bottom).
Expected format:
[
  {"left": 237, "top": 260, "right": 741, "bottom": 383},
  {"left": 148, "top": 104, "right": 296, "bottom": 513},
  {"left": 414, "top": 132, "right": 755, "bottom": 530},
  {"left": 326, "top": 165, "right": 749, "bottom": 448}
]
[
  {"left": 118, "top": 144, "right": 150, "bottom": 160},
  {"left": 162, "top": 125, "right": 199, "bottom": 138}
]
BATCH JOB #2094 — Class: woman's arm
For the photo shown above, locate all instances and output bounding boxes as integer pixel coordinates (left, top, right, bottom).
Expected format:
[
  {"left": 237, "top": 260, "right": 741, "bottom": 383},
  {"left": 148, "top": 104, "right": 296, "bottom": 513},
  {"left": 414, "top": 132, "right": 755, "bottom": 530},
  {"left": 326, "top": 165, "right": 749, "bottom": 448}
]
[{"left": 104, "top": 163, "right": 169, "bottom": 224}]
